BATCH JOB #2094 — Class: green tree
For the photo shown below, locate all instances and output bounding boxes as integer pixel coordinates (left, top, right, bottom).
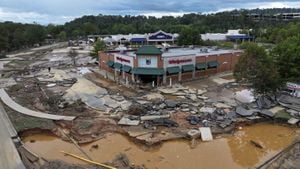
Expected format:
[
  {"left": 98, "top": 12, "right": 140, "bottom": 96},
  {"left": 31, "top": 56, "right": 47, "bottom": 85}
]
[
  {"left": 177, "top": 27, "right": 202, "bottom": 46},
  {"left": 83, "top": 22, "right": 98, "bottom": 35},
  {"left": 0, "top": 28, "right": 9, "bottom": 52},
  {"left": 271, "top": 35, "right": 300, "bottom": 83},
  {"left": 91, "top": 39, "right": 106, "bottom": 57},
  {"left": 24, "top": 24, "right": 46, "bottom": 45},
  {"left": 58, "top": 31, "right": 67, "bottom": 41},
  {"left": 234, "top": 43, "right": 281, "bottom": 94}
]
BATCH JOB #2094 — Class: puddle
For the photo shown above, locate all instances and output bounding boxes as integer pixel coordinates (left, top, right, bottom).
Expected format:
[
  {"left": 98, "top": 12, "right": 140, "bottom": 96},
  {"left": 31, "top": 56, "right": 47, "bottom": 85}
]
[{"left": 22, "top": 123, "right": 298, "bottom": 169}]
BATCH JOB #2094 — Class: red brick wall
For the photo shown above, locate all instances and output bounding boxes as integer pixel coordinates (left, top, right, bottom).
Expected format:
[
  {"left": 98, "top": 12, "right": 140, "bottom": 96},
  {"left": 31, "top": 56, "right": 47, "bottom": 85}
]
[
  {"left": 195, "top": 70, "right": 207, "bottom": 78},
  {"left": 181, "top": 72, "right": 193, "bottom": 81},
  {"left": 194, "top": 52, "right": 242, "bottom": 76},
  {"left": 157, "top": 55, "right": 164, "bottom": 68},
  {"left": 99, "top": 52, "right": 115, "bottom": 73},
  {"left": 206, "top": 55, "right": 218, "bottom": 62},
  {"left": 166, "top": 74, "right": 179, "bottom": 83},
  {"left": 217, "top": 53, "right": 232, "bottom": 73},
  {"left": 195, "top": 56, "right": 206, "bottom": 63}
]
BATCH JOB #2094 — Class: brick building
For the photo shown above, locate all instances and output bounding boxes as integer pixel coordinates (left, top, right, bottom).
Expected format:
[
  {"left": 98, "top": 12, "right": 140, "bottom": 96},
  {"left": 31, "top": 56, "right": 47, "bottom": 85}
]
[{"left": 99, "top": 46, "right": 242, "bottom": 85}]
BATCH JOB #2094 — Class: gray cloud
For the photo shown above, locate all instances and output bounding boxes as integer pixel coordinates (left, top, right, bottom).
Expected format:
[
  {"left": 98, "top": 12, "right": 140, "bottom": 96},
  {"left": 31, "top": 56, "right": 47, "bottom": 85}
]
[{"left": 0, "top": 0, "right": 299, "bottom": 24}]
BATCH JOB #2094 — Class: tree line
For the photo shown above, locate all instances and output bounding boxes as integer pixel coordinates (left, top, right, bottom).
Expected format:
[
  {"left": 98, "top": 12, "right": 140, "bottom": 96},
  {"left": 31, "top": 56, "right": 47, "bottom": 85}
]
[
  {"left": 0, "top": 8, "right": 300, "bottom": 54},
  {"left": 234, "top": 23, "right": 300, "bottom": 94}
]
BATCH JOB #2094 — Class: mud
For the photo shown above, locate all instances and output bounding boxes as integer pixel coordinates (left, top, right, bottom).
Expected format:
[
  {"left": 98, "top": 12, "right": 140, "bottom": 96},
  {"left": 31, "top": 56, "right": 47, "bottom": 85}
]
[{"left": 22, "top": 123, "right": 299, "bottom": 169}]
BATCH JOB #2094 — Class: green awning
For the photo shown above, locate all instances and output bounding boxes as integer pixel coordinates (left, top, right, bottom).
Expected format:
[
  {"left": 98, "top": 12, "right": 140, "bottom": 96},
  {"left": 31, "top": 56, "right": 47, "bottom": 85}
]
[
  {"left": 182, "top": 64, "right": 194, "bottom": 72},
  {"left": 196, "top": 63, "right": 207, "bottom": 70},
  {"left": 132, "top": 68, "right": 164, "bottom": 75},
  {"left": 122, "top": 65, "right": 132, "bottom": 73},
  {"left": 167, "top": 66, "right": 180, "bottom": 74},
  {"left": 106, "top": 60, "right": 114, "bottom": 67},
  {"left": 207, "top": 61, "right": 218, "bottom": 68},
  {"left": 114, "top": 62, "right": 122, "bottom": 69}
]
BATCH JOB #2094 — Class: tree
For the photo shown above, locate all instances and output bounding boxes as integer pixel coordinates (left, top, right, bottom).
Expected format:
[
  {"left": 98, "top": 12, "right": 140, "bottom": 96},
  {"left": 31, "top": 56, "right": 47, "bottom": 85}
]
[
  {"left": 177, "top": 27, "right": 202, "bottom": 46},
  {"left": 69, "top": 48, "right": 78, "bottom": 66},
  {"left": 83, "top": 22, "right": 98, "bottom": 35},
  {"left": 91, "top": 39, "right": 106, "bottom": 57},
  {"left": 24, "top": 24, "right": 46, "bottom": 45},
  {"left": 234, "top": 43, "right": 281, "bottom": 94},
  {"left": 58, "top": 31, "right": 67, "bottom": 41},
  {"left": 271, "top": 35, "right": 300, "bottom": 83}
]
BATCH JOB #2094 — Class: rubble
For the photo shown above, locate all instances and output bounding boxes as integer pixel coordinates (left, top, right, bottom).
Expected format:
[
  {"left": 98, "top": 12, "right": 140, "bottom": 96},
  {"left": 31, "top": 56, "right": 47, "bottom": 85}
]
[
  {"left": 164, "top": 100, "right": 178, "bottom": 108},
  {"left": 287, "top": 118, "right": 300, "bottom": 125},
  {"left": 141, "top": 114, "right": 170, "bottom": 121},
  {"left": 235, "top": 106, "right": 255, "bottom": 117},
  {"left": 274, "top": 110, "right": 292, "bottom": 121},
  {"left": 277, "top": 94, "right": 300, "bottom": 111},
  {"left": 187, "top": 129, "right": 201, "bottom": 139},
  {"left": 235, "top": 89, "right": 255, "bottom": 103},
  {"left": 199, "top": 107, "right": 216, "bottom": 114},
  {"left": 144, "top": 118, "right": 178, "bottom": 128},
  {"left": 199, "top": 127, "right": 213, "bottom": 141},
  {"left": 118, "top": 116, "right": 140, "bottom": 126},
  {"left": 259, "top": 110, "right": 275, "bottom": 117},
  {"left": 186, "top": 115, "right": 200, "bottom": 125},
  {"left": 213, "top": 102, "right": 231, "bottom": 109},
  {"left": 256, "top": 95, "right": 275, "bottom": 109}
]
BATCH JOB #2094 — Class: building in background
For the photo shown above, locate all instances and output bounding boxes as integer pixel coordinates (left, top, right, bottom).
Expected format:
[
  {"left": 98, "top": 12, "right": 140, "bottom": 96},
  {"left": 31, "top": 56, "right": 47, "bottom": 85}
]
[
  {"left": 90, "top": 30, "right": 178, "bottom": 47},
  {"left": 99, "top": 45, "right": 242, "bottom": 86},
  {"left": 201, "top": 29, "right": 254, "bottom": 42}
]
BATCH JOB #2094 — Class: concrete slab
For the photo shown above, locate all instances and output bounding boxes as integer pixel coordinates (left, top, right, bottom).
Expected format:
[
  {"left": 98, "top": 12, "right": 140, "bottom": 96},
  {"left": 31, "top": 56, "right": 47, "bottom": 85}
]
[
  {"left": 0, "top": 89, "right": 75, "bottom": 121},
  {"left": 118, "top": 117, "right": 140, "bottom": 126},
  {"left": 0, "top": 104, "right": 26, "bottom": 169},
  {"left": 288, "top": 118, "right": 300, "bottom": 125},
  {"left": 199, "top": 127, "right": 213, "bottom": 141}
]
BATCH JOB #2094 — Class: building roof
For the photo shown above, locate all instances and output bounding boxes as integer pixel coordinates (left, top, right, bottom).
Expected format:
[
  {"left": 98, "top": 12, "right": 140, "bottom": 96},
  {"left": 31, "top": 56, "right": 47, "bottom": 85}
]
[
  {"left": 135, "top": 46, "right": 162, "bottom": 55},
  {"left": 113, "top": 47, "right": 242, "bottom": 58}
]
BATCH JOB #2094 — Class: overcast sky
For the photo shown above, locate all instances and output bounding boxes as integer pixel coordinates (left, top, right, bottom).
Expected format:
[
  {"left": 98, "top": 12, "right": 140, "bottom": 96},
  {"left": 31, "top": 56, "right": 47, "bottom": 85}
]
[{"left": 0, "top": 0, "right": 300, "bottom": 24}]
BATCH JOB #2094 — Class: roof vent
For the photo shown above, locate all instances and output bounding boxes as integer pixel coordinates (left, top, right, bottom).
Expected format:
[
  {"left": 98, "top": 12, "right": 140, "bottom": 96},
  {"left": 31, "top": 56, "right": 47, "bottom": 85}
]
[
  {"left": 162, "top": 47, "right": 169, "bottom": 52},
  {"left": 200, "top": 48, "right": 208, "bottom": 53}
]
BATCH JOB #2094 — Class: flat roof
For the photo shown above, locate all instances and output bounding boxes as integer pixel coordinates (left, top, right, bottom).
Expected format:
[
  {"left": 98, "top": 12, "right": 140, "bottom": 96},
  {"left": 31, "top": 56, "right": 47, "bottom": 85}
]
[{"left": 116, "top": 47, "right": 241, "bottom": 58}]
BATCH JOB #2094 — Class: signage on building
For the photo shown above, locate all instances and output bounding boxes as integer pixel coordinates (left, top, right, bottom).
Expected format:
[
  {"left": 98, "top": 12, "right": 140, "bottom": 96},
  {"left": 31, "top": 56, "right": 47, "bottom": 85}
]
[
  {"left": 116, "top": 56, "right": 130, "bottom": 63},
  {"left": 149, "top": 32, "right": 173, "bottom": 40},
  {"left": 169, "top": 59, "right": 192, "bottom": 64},
  {"left": 164, "top": 55, "right": 195, "bottom": 68},
  {"left": 114, "top": 54, "right": 133, "bottom": 67}
]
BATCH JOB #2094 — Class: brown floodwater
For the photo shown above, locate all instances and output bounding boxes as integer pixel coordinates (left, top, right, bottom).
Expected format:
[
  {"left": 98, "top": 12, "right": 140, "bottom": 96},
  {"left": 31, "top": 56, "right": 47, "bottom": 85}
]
[{"left": 22, "top": 123, "right": 299, "bottom": 169}]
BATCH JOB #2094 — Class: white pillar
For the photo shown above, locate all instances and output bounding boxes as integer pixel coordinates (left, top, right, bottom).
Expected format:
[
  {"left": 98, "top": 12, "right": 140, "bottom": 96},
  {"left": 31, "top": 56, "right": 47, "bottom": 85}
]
[
  {"left": 126, "top": 76, "right": 129, "bottom": 85},
  {"left": 114, "top": 69, "right": 117, "bottom": 81},
  {"left": 131, "top": 73, "right": 135, "bottom": 82}
]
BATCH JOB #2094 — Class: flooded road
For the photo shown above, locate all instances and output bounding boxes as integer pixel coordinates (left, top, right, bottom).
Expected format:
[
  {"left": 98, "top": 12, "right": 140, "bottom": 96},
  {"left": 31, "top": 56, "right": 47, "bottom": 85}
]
[{"left": 22, "top": 123, "right": 299, "bottom": 169}]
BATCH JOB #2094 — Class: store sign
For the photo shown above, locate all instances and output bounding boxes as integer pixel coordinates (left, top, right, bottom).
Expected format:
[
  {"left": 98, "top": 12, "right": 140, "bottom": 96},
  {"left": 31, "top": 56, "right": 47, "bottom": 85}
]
[
  {"left": 116, "top": 56, "right": 130, "bottom": 63},
  {"left": 114, "top": 54, "right": 133, "bottom": 67},
  {"left": 149, "top": 32, "right": 173, "bottom": 40},
  {"left": 169, "top": 59, "right": 192, "bottom": 64}
]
